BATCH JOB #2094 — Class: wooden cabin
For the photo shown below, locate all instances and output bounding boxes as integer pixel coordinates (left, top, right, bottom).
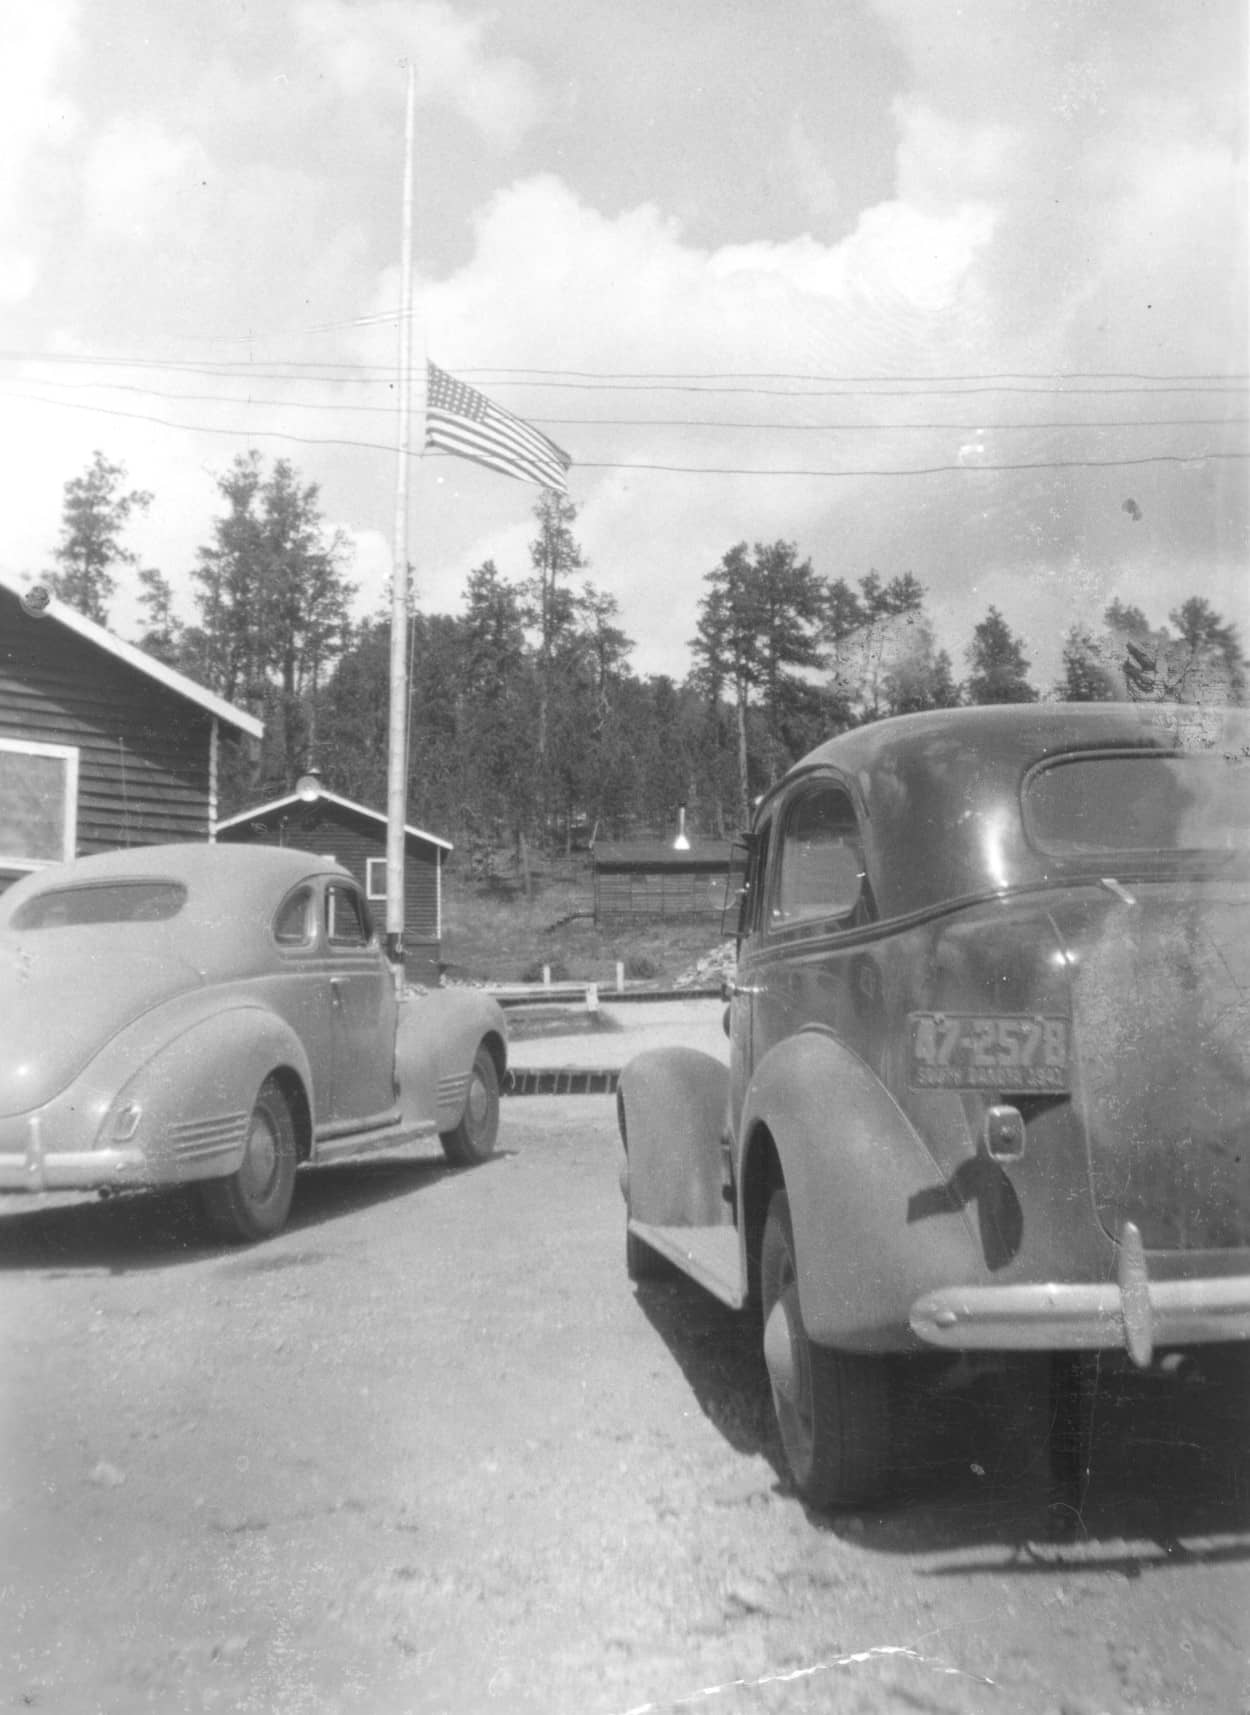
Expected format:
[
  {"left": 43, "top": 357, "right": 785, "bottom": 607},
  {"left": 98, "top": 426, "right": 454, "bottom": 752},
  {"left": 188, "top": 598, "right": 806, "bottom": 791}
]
[
  {"left": 592, "top": 841, "right": 742, "bottom": 925},
  {"left": 215, "top": 788, "right": 450, "bottom": 984},
  {"left": 0, "top": 575, "right": 262, "bottom": 892}
]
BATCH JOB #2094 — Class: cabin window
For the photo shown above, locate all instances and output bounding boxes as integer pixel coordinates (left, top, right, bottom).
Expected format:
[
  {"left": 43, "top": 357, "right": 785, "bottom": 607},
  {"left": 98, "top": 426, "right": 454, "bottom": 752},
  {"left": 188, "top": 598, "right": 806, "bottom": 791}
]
[
  {"left": 0, "top": 738, "right": 79, "bottom": 875},
  {"left": 366, "top": 857, "right": 387, "bottom": 901}
]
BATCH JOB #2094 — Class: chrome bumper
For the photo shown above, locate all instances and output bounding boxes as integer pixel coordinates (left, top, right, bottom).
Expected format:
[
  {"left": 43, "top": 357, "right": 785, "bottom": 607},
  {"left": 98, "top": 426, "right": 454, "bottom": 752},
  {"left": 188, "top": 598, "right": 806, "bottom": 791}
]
[
  {"left": 0, "top": 1123, "right": 242, "bottom": 1194},
  {"left": 910, "top": 1223, "right": 1250, "bottom": 1367},
  {"left": 0, "top": 1146, "right": 155, "bottom": 1193}
]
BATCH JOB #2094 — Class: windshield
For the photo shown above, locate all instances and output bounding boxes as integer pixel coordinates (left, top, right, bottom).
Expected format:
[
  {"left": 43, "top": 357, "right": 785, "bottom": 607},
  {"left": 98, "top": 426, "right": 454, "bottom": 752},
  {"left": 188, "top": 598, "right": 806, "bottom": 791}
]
[
  {"left": 1024, "top": 751, "right": 1250, "bottom": 859},
  {"left": 10, "top": 880, "right": 188, "bottom": 929}
]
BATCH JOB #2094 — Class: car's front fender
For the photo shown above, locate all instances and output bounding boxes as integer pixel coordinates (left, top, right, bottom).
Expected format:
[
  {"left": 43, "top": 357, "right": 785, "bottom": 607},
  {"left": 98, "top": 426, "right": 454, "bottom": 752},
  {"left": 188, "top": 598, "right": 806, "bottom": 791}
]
[
  {"left": 617, "top": 1046, "right": 730, "bottom": 1226},
  {"left": 741, "top": 1029, "right": 990, "bottom": 1349}
]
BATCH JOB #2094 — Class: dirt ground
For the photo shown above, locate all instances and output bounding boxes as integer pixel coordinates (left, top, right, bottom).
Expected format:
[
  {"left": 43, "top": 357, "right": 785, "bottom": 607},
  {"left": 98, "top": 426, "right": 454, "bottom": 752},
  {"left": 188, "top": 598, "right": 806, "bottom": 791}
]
[{"left": 2, "top": 1095, "right": 1248, "bottom": 1715}]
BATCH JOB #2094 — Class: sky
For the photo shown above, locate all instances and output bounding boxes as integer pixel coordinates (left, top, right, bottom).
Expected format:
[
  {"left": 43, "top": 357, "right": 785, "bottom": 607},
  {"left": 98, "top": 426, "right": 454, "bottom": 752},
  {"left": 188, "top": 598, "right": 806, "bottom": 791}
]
[{"left": 2, "top": 0, "right": 1247, "bottom": 694}]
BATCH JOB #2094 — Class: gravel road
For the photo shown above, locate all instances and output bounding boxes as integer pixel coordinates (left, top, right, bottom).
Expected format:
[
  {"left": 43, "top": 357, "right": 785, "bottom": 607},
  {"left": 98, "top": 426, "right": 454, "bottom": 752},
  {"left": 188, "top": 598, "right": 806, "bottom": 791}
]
[{"left": 2, "top": 1095, "right": 1247, "bottom": 1715}]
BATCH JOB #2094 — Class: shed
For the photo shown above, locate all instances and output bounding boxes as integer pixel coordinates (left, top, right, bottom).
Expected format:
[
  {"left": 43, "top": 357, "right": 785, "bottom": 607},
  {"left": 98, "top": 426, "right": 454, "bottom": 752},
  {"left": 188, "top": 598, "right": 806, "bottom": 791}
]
[
  {"left": 0, "top": 575, "right": 262, "bottom": 892},
  {"left": 215, "top": 788, "right": 450, "bottom": 984},
  {"left": 592, "top": 841, "right": 743, "bottom": 925}
]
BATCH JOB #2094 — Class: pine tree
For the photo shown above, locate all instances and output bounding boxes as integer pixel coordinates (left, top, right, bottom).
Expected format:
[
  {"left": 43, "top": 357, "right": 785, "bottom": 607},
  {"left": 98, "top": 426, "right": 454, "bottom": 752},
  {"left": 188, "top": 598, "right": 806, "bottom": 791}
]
[
  {"left": 46, "top": 451, "right": 152, "bottom": 626},
  {"left": 966, "top": 607, "right": 1038, "bottom": 705}
]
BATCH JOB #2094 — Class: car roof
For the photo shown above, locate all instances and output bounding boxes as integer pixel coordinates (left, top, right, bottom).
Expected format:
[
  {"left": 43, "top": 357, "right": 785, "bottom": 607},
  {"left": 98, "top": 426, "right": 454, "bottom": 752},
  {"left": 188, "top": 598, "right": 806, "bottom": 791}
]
[
  {"left": 785, "top": 701, "right": 1247, "bottom": 783},
  {"left": 0, "top": 843, "right": 357, "bottom": 973},
  {"left": 759, "top": 703, "right": 1250, "bottom": 919},
  {"left": 11, "top": 841, "right": 347, "bottom": 892}
]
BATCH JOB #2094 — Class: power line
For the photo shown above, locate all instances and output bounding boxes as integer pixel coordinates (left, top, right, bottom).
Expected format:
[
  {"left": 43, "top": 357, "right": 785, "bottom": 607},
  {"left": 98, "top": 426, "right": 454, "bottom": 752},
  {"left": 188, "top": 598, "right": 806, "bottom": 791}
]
[
  {"left": 6, "top": 373, "right": 1246, "bottom": 433},
  {"left": 2, "top": 348, "right": 1247, "bottom": 398},
  {"left": 560, "top": 451, "right": 1249, "bottom": 477},
  {"left": 11, "top": 387, "right": 1248, "bottom": 477}
]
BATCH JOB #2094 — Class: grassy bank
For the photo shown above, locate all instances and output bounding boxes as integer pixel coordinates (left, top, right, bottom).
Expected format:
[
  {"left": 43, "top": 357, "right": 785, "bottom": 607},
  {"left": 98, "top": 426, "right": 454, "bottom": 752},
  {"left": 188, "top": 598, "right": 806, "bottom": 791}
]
[{"left": 439, "top": 861, "right": 730, "bottom": 987}]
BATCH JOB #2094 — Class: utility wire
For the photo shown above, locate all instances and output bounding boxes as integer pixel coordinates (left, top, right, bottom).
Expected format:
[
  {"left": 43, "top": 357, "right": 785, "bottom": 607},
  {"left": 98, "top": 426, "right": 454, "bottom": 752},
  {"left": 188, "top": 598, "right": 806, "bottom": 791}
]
[
  {"left": 6, "top": 373, "right": 1246, "bottom": 433},
  {"left": 10, "top": 388, "right": 1247, "bottom": 476},
  {"left": 2, "top": 349, "right": 1247, "bottom": 398}
]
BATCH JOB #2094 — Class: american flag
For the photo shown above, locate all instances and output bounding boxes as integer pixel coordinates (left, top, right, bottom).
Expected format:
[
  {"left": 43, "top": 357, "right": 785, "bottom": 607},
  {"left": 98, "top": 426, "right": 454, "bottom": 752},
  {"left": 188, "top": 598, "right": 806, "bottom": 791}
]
[{"left": 424, "top": 362, "right": 571, "bottom": 493}]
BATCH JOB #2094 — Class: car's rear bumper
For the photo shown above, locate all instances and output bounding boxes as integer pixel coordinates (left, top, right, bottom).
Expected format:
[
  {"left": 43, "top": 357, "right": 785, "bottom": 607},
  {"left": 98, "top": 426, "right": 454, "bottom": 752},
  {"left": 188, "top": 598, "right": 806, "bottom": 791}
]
[
  {"left": 910, "top": 1224, "right": 1250, "bottom": 1366},
  {"left": 0, "top": 1142, "right": 238, "bottom": 1194}
]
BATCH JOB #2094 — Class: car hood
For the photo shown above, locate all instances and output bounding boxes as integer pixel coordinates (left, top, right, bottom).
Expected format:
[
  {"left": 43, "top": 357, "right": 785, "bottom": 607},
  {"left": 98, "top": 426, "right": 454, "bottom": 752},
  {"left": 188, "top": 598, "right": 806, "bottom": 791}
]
[
  {"left": 0, "top": 928, "right": 205, "bottom": 1116},
  {"left": 1054, "top": 882, "right": 1250, "bottom": 1251}
]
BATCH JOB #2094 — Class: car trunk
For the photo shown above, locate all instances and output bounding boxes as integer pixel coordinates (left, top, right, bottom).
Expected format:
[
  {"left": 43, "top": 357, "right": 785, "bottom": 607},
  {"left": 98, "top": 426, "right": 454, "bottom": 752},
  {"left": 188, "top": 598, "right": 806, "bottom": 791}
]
[
  {"left": 0, "top": 927, "right": 202, "bottom": 1116},
  {"left": 1055, "top": 882, "right": 1250, "bottom": 1252}
]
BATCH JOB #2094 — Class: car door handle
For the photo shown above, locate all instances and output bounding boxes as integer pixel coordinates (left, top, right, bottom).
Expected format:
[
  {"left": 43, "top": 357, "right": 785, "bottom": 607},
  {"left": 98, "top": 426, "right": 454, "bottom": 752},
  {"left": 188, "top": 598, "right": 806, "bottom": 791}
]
[{"left": 724, "top": 977, "right": 762, "bottom": 997}]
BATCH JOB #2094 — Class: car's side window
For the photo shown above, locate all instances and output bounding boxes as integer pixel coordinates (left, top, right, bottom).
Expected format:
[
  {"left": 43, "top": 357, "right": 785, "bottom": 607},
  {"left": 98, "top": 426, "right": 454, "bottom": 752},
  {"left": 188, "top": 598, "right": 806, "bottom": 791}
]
[
  {"left": 770, "top": 781, "right": 866, "bottom": 929},
  {"left": 273, "top": 885, "right": 315, "bottom": 948},
  {"left": 326, "top": 883, "right": 373, "bottom": 949}
]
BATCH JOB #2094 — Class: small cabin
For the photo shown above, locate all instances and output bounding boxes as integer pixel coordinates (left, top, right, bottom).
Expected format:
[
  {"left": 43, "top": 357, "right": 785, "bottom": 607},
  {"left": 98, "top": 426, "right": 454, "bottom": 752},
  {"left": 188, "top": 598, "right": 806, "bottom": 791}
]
[
  {"left": 0, "top": 575, "right": 262, "bottom": 893},
  {"left": 592, "top": 841, "right": 742, "bottom": 925},
  {"left": 215, "top": 788, "right": 450, "bottom": 984}
]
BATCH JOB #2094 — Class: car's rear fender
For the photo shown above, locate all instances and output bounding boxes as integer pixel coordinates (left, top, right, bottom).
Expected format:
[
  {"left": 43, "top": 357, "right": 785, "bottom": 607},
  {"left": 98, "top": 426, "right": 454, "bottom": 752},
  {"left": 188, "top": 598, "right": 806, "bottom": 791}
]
[
  {"left": 741, "top": 1028, "right": 991, "bottom": 1350},
  {"left": 58, "top": 999, "right": 313, "bottom": 1181},
  {"left": 617, "top": 1047, "right": 730, "bottom": 1227}
]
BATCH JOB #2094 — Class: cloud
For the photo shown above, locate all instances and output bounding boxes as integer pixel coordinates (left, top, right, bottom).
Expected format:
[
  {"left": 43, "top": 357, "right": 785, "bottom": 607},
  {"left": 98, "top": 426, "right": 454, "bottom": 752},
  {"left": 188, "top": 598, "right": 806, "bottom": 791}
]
[
  {"left": 292, "top": 0, "right": 541, "bottom": 148},
  {"left": 83, "top": 117, "right": 210, "bottom": 242},
  {"left": 0, "top": 0, "right": 80, "bottom": 300}
]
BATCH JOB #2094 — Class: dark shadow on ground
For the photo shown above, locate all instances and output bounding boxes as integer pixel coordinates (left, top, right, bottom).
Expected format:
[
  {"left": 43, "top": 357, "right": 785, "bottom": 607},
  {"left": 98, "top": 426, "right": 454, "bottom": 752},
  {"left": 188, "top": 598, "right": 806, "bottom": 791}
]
[
  {"left": 635, "top": 1267, "right": 1250, "bottom": 1570},
  {"left": 0, "top": 1147, "right": 513, "bottom": 1274},
  {"left": 506, "top": 1008, "right": 624, "bottom": 1041}
]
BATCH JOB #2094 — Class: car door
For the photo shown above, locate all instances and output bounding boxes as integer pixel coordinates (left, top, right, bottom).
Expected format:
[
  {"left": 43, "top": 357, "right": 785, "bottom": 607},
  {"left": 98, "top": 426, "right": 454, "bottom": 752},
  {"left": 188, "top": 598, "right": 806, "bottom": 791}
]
[
  {"left": 323, "top": 880, "right": 399, "bottom": 1128},
  {"left": 268, "top": 881, "right": 335, "bottom": 1122},
  {"left": 752, "top": 774, "right": 874, "bottom": 1070}
]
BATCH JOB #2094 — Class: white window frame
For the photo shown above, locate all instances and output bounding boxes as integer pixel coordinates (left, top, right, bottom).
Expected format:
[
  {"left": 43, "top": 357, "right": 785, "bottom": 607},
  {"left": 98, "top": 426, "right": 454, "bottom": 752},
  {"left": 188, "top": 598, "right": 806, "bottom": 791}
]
[
  {"left": 366, "top": 856, "right": 387, "bottom": 901},
  {"left": 0, "top": 737, "right": 79, "bottom": 872}
]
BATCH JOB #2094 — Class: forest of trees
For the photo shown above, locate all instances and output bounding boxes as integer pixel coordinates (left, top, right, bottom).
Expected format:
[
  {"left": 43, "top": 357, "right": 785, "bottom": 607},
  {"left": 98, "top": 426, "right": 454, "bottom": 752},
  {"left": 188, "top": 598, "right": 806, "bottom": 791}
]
[{"left": 38, "top": 448, "right": 1248, "bottom": 864}]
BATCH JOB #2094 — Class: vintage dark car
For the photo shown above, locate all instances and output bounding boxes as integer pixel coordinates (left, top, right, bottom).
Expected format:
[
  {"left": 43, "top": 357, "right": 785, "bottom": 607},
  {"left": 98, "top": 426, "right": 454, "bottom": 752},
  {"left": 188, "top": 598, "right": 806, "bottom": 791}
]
[
  {"left": 0, "top": 843, "right": 507, "bottom": 1241},
  {"left": 618, "top": 703, "right": 1250, "bottom": 1506}
]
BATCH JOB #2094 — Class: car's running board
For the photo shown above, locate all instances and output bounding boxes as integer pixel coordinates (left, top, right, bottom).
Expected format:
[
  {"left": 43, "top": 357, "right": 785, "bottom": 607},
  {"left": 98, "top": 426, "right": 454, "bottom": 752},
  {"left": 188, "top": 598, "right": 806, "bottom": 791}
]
[
  {"left": 629, "top": 1220, "right": 747, "bottom": 1309},
  {"left": 311, "top": 1120, "right": 438, "bottom": 1165}
]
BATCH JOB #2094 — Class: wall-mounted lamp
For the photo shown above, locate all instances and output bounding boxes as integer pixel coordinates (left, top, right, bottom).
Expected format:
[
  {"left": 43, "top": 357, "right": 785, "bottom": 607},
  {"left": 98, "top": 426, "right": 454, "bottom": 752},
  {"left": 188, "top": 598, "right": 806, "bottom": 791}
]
[
  {"left": 673, "top": 803, "right": 691, "bottom": 851},
  {"left": 20, "top": 583, "right": 53, "bottom": 619},
  {"left": 295, "top": 769, "right": 322, "bottom": 804}
]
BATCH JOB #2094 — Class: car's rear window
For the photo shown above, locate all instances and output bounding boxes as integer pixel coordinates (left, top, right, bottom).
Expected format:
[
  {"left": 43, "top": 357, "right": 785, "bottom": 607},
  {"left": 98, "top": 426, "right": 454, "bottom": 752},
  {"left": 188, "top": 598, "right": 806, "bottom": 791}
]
[
  {"left": 1024, "top": 750, "right": 1250, "bottom": 858},
  {"left": 10, "top": 880, "right": 188, "bottom": 929}
]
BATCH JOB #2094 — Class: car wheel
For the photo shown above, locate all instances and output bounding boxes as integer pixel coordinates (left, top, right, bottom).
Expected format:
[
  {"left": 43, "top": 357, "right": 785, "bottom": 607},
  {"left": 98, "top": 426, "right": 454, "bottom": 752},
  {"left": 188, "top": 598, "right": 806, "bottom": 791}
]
[
  {"left": 200, "top": 1077, "right": 297, "bottom": 1243},
  {"left": 440, "top": 1044, "right": 500, "bottom": 1166},
  {"left": 760, "top": 1188, "right": 892, "bottom": 1507}
]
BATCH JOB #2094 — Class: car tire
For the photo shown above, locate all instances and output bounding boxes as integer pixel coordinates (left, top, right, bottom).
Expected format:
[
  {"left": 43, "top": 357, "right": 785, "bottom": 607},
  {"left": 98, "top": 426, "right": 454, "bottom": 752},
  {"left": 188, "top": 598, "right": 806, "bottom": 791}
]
[
  {"left": 200, "top": 1077, "right": 298, "bottom": 1244},
  {"left": 440, "top": 1044, "right": 500, "bottom": 1166},
  {"left": 760, "top": 1187, "right": 892, "bottom": 1507}
]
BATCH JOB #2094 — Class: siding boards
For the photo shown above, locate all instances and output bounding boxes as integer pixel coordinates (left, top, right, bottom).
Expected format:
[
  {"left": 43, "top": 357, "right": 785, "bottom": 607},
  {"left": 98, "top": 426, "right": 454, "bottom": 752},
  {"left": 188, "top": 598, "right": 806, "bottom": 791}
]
[
  {"left": 592, "top": 843, "right": 742, "bottom": 924},
  {"left": 0, "top": 591, "right": 212, "bottom": 857}
]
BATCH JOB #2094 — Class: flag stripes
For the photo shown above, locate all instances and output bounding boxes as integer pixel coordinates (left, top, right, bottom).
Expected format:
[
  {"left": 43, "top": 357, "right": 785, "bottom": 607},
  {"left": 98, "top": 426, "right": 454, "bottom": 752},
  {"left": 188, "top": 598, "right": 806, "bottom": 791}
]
[{"left": 424, "top": 362, "right": 571, "bottom": 492}]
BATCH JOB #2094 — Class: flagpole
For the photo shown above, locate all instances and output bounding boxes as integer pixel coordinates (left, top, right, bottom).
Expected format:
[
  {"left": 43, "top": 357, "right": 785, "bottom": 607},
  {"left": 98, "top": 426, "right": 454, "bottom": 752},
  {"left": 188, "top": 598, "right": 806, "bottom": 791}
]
[{"left": 385, "top": 62, "right": 417, "bottom": 977}]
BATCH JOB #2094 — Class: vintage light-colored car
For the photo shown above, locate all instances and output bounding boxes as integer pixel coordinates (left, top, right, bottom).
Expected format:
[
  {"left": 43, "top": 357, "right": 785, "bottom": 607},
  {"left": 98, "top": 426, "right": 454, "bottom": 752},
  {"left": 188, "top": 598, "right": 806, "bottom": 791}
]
[
  {"left": 0, "top": 842, "right": 507, "bottom": 1241},
  {"left": 618, "top": 702, "right": 1250, "bottom": 1506}
]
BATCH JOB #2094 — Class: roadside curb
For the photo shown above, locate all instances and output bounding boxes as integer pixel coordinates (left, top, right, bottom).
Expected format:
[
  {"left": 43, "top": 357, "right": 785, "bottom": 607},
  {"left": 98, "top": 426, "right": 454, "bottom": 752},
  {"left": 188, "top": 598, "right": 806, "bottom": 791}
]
[{"left": 506, "top": 1068, "right": 619, "bottom": 1096}]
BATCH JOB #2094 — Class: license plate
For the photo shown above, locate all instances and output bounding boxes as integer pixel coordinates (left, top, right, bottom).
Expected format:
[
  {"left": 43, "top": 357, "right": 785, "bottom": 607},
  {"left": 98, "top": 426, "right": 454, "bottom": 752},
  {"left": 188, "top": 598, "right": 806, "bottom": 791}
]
[{"left": 908, "top": 1012, "right": 1070, "bottom": 1092}]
